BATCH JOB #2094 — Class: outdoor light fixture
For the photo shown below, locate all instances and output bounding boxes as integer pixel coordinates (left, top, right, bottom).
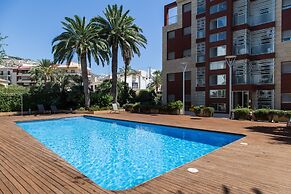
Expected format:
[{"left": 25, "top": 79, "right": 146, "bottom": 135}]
[
  {"left": 187, "top": 168, "right": 199, "bottom": 173},
  {"left": 181, "top": 62, "right": 188, "bottom": 115},
  {"left": 225, "top": 55, "right": 237, "bottom": 119}
]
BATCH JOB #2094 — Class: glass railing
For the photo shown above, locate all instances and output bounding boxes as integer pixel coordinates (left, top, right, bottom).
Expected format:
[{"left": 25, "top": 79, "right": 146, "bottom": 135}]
[
  {"left": 197, "top": 55, "right": 205, "bottom": 63},
  {"left": 251, "top": 43, "right": 274, "bottom": 55},
  {"left": 283, "top": 4, "right": 291, "bottom": 10},
  {"left": 197, "top": 30, "right": 205, "bottom": 39},
  {"left": 197, "top": 6, "right": 205, "bottom": 14},
  {"left": 233, "top": 14, "right": 247, "bottom": 26},
  {"left": 167, "top": 16, "right": 177, "bottom": 25},
  {"left": 249, "top": 12, "right": 274, "bottom": 26},
  {"left": 233, "top": 45, "right": 249, "bottom": 55}
]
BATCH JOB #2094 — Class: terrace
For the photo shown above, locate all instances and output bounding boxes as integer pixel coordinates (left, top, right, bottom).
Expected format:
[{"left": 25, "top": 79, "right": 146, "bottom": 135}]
[{"left": 0, "top": 112, "right": 290, "bottom": 193}]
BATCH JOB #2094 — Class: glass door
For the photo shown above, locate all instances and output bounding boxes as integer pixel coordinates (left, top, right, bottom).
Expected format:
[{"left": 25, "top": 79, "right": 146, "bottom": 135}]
[{"left": 233, "top": 91, "right": 249, "bottom": 109}]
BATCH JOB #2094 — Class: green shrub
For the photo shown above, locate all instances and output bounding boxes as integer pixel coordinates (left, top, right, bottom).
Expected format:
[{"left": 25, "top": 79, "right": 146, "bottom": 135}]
[
  {"left": 136, "top": 90, "right": 157, "bottom": 105},
  {"left": 190, "top": 106, "right": 214, "bottom": 117},
  {"left": 253, "top": 109, "right": 271, "bottom": 121},
  {"left": 89, "top": 105, "right": 100, "bottom": 111},
  {"left": 132, "top": 103, "right": 141, "bottom": 113},
  {"left": 91, "top": 93, "right": 113, "bottom": 108},
  {"left": 233, "top": 108, "right": 251, "bottom": 120},
  {"left": 123, "top": 104, "right": 135, "bottom": 112},
  {"left": 190, "top": 105, "right": 203, "bottom": 116},
  {"left": 202, "top": 107, "right": 215, "bottom": 117},
  {"left": 0, "top": 85, "right": 29, "bottom": 112},
  {"left": 77, "top": 107, "right": 86, "bottom": 111},
  {"left": 168, "top": 100, "right": 183, "bottom": 111}
]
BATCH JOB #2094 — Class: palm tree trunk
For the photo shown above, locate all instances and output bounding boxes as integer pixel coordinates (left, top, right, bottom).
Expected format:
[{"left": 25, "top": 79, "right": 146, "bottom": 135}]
[
  {"left": 124, "top": 63, "right": 128, "bottom": 86},
  {"left": 111, "top": 43, "right": 118, "bottom": 103},
  {"left": 80, "top": 53, "right": 90, "bottom": 108}
]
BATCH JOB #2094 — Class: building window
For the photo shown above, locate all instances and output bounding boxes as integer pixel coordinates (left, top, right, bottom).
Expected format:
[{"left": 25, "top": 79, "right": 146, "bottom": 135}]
[
  {"left": 282, "top": 62, "right": 291, "bottom": 74},
  {"left": 167, "top": 6, "right": 178, "bottom": 25},
  {"left": 210, "top": 45, "right": 226, "bottom": 58},
  {"left": 212, "top": 103, "right": 226, "bottom": 112},
  {"left": 257, "top": 90, "right": 274, "bottom": 109},
  {"left": 210, "top": 16, "right": 227, "bottom": 30},
  {"left": 183, "top": 3, "right": 191, "bottom": 13},
  {"left": 183, "top": 27, "right": 191, "bottom": 36},
  {"left": 282, "top": 30, "right": 291, "bottom": 42},
  {"left": 282, "top": 93, "right": 291, "bottom": 103},
  {"left": 196, "top": 67, "right": 205, "bottom": 87},
  {"left": 210, "top": 89, "right": 226, "bottom": 98},
  {"left": 283, "top": 0, "right": 291, "bottom": 9},
  {"left": 210, "top": 1, "right": 227, "bottom": 14},
  {"left": 197, "top": 17, "right": 205, "bottom": 39},
  {"left": 183, "top": 49, "right": 191, "bottom": 58},
  {"left": 210, "top": 61, "right": 226, "bottom": 70},
  {"left": 209, "top": 31, "right": 227, "bottom": 42},
  {"left": 197, "top": 0, "right": 205, "bottom": 14},
  {"left": 167, "top": 52, "right": 175, "bottom": 60},
  {"left": 197, "top": 42, "right": 205, "bottom": 62},
  {"left": 0, "top": 71, "right": 3, "bottom": 75},
  {"left": 167, "top": 31, "right": 175, "bottom": 40},
  {"left": 132, "top": 82, "right": 138, "bottom": 89},
  {"left": 209, "top": 74, "right": 226, "bottom": 86},
  {"left": 167, "top": 73, "right": 175, "bottom": 82},
  {"left": 185, "top": 71, "right": 191, "bottom": 81}
]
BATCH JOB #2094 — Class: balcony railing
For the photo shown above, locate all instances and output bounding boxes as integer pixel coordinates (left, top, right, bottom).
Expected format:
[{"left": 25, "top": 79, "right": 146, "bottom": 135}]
[
  {"left": 233, "top": 14, "right": 247, "bottom": 26},
  {"left": 167, "top": 15, "right": 177, "bottom": 25},
  {"left": 249, "top": 12, "right": 274, "bottom": 26},
  {"left": 233, "top": 45, "right": 249, "bottom": 55},
  {"left": 197, "top": 30, "right": 205, "bottom": 39},
  {"left": 197, "top": 55, "right": 205, "bottom": 63},
  {"left": 251, "top": 43, "right": 274, "bottom": 55}
]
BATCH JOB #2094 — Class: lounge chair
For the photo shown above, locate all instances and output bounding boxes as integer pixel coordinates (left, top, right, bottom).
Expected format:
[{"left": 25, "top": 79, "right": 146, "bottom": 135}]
[
  {"left": 51, "top": 105, "right": 59, "bottom": 114},
  {"left": 37, "top": 104, "right": 49, "bottom": 114},
  {"left": 110, "top": 103, "right": 120, "bottom": 114}
]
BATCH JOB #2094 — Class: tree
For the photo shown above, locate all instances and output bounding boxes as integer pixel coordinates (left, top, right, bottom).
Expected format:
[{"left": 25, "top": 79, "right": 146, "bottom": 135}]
[
  {"left": 52, "top": 15, "right": 109, "bottom": 108},
  {"left": 119, "top": 64, "right": 132, "bottom": 84},
  {"left": 93, "top": 5, "right": 147, "bottom": 103},
  {"left": 0, "top": 34, "right": 7, "bottom": 65},
  {"left": 147, "top": 70, "right": 162, "bottom": 93},
  {"left": 30, "top": 59, "right": 58, "bottom": 84}
]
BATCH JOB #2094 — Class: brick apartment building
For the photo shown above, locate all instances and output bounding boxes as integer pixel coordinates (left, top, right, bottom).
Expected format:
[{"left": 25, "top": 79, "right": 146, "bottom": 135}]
[{"left": 162, "top": 0, "right": 291, "bottom": 113}]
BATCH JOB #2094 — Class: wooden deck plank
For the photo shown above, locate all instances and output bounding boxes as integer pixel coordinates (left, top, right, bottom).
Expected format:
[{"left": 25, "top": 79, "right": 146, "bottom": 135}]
[{"left": 0, "top": 113, "right": 290, "bottom": 193}]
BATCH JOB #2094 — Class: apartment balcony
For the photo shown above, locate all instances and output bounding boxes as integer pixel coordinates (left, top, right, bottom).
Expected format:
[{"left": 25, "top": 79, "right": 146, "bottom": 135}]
[
  {"left": 251, "top": 43, "right": 274, "bottom": 55},
  {"left": 197, "top": 56, "right": 205, "bottom": 63},
  {"left": 233, "top": 45, "right": 249, "bottom": 55},
  {"left": 167, "top": 15, "right": 178, "bottom": 26},
  {"left": 249, "top": 13, "right": 274, "bottom": 26}
]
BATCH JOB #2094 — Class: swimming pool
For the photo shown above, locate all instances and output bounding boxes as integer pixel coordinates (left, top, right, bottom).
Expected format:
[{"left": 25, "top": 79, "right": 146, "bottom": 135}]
[{"left": 17, "top": 116, "right": 243, "bottom": 190}]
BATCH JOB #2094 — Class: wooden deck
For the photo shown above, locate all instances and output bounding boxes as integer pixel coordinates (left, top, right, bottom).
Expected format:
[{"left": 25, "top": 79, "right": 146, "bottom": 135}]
[{"left": 0, "top": 113, "right": 290, "bottom": 194}]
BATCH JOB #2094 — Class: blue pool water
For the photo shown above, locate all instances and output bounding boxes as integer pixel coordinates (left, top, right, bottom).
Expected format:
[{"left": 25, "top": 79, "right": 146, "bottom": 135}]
[{"left": 17, "top": 116, "right": 243, "bottom": 190}]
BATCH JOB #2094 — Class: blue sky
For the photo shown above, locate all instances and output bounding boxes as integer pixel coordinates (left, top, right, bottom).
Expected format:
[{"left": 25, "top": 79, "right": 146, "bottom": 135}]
[{"left": 0, "top": 0, "right": 173, "bottom": 74}]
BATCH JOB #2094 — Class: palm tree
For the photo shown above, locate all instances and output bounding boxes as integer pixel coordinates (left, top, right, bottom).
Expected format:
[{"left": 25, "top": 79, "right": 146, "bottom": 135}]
[
  {"left": 52, "top": 15, "right": 109, "bottom": 108},
  {"left": 148, "top": 70, "right": 162, "bottom": 93},
  {"left": 30, "top": 59, "right": 57, "bottom": 84},
  {"left": 93, "top": 5, "right": 147, "bottom": 103}
]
